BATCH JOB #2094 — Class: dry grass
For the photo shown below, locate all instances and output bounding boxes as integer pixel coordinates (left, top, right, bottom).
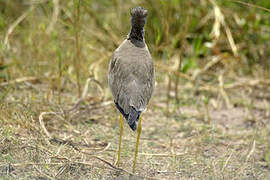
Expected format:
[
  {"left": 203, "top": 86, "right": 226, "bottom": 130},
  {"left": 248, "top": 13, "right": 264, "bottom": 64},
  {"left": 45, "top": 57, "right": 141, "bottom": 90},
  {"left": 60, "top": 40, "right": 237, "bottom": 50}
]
[
  {"left": 1, "top": 0, "right": 270, "bottom": 179},
  {"left": 0, "top": 77, "right": 270, "bottom": 179}
]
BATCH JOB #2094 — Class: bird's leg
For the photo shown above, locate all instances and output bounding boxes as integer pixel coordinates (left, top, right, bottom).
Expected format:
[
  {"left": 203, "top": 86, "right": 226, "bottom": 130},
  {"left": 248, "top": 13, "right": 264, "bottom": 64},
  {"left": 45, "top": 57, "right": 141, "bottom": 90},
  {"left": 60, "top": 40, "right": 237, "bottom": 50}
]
[
  {"left": 132, "top": 115, "right": 142, "bottom": 173},
  {"left": 117, "top": 114, "right": 123, "bottom": 168}
]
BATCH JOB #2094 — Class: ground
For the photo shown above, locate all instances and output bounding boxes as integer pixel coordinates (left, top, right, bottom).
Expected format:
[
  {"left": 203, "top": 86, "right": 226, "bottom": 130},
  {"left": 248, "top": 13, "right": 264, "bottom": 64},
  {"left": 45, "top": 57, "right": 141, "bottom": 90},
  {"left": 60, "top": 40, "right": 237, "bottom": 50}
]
[
  {"left": 1, "top": 0, "right": 270, "bottom": 179},
  {"left": 0, "top": 79, "right": 270, "bottom": 180}
]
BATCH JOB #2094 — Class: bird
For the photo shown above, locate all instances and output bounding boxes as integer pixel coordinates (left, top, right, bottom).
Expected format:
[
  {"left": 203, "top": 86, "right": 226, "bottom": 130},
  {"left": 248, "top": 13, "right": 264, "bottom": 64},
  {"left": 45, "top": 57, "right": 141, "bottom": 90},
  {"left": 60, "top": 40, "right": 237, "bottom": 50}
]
[{"left": 108, "top": 7, "right": 155, "bottom": 172}]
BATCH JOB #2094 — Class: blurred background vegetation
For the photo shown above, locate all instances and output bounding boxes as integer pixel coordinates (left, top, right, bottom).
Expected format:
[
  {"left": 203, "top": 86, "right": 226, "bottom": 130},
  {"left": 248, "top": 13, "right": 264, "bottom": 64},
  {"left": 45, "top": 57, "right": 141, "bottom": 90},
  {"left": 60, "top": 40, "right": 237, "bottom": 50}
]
[
  {"left": 1, "top": 0, "right": 269, "bottom": 93},
  {"left": 0, "top": 0, "right": 270, "bottom": 179}
]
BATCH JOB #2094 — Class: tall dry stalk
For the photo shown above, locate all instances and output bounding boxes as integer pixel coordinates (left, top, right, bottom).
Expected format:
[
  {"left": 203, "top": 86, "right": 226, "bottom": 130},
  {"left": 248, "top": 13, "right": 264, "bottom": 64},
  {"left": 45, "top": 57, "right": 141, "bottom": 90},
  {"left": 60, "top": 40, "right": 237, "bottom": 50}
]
[
  {"left": 57, "top": 48, "right": 62, "bottom": 104},
  {"left": 73, "top": 0, "right": 82, "bottom": 97},
  {"left": 174, "top": 14, "right": 190, "bottom": 102}
]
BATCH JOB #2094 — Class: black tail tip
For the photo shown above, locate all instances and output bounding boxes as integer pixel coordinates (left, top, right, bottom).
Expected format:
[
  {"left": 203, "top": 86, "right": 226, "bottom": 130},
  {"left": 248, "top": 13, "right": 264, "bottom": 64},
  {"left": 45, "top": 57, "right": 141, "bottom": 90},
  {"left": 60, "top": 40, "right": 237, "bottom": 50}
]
[
  {"left": 131, "top": 7, "right": 147, "bottom": 18},
  {"left": 129, "top": 122, "right": 137, "bottom": 131}
]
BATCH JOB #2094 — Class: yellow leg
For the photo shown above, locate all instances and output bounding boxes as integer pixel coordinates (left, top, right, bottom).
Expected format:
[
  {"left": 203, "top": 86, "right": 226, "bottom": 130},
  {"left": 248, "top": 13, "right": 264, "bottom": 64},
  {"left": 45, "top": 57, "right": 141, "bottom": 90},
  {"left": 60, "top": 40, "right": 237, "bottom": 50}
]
[
  {"left": 117, "top": 114, "right": 123, "bottom": 168},
  {"left": 132, "top": 116, "right": 142, "bottom": 173}
]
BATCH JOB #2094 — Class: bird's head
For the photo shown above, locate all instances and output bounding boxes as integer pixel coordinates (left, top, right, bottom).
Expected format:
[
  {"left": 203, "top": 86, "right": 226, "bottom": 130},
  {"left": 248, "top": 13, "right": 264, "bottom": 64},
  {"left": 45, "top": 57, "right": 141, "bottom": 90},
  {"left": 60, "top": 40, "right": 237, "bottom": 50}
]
[{"left": 130, "top": 7, "right": 147, "bottom": 29}]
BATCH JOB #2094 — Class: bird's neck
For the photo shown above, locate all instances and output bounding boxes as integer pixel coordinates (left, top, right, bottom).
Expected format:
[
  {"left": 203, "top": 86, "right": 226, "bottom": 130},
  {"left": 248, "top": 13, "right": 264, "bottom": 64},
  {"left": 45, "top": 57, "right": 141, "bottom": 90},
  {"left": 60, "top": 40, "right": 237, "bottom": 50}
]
[
  {"left": 129, "top": 27, "right": 144, "bottom": 41},
  {"left": 128, "top": 27, "right": 145, "bottom": 47}
]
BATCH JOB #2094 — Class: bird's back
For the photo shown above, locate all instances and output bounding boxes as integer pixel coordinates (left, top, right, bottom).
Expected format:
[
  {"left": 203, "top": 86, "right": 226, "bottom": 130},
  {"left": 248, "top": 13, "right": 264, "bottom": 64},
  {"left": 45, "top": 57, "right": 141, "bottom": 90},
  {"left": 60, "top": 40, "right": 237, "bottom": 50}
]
[{"left": 108, "top": 39, "right": 154, "bottom": 130}]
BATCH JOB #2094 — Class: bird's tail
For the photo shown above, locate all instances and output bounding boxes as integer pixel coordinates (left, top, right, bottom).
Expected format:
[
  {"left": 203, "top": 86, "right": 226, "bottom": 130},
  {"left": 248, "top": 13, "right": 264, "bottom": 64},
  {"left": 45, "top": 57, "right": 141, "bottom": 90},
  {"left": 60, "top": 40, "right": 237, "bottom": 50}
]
[{"left": 128, "top": 106, "right": 141, "bottom": 131}]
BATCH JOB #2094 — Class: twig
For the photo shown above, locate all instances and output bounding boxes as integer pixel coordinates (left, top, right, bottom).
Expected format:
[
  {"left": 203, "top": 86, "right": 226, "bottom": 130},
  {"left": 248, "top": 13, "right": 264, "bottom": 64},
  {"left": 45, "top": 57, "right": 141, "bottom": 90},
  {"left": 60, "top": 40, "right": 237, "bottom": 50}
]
[
  {"left": 209, "top": 0, "right": 238, "bottom": 56},
  {"left": 218, "top": 74, "right": 232, "bottom": 108},
  {"left": 4, "top": 6, "right": 34, "bottom": 49},
  {"left": 24, "top": 0, "right": 50, "bottom": 5},
  {"left": 51, "top": 137, "right": 111, "bottom": 155},
  {"left": 167, "top": 73, "right": 172, "bottom": 110},
  {"left": 0, "top": 76, "right": 38, "bottom": 87},
  {"left": 232, "top": 0, "right": 270, "bottom": 13},
  {"left": 221, "top": 150, "right": 233, "bottom": 172},
  {"left": 75, "top": 149, "right": 134, "bottom": 175},
  {"left": 33, "top": 165, "right": 54, "bottom": 179},
  {"left": 39, "top": 112, "right": 64, "bottom": 139},
  {"left": 54, "top": 164, "right": 68, "bottom": 178},
  {"left": 223, "top": 21, "right": 238, "bottom": 56},
  {"left": 10, "top": 162, "right": 66, "bottom": 166},
  {"left": 73, "top": 0, "right": 82, "bottom": 97},
  {"left": 81, "top": 142, "right": 111, "bottom": 154},
  {"left": 246, "top": 140, "right": 256, "bottom": 162},
  {"left": 138, "top": 152, "right": 186, "bottom": 157},
  {"left": 156, "top": 170, "right": 181, "bottom": 174},
  {"left": 46, "top": 0, "right": 60, "bottom": 34},
  {"left": 225, "top": 78, "right": 270, "bottom": 89},
  {"left": 204, "top": 98, "right": 211, "bottom": 124},
  {"left": 263, "top": 100, "right": 270, "bottom": 117}
]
